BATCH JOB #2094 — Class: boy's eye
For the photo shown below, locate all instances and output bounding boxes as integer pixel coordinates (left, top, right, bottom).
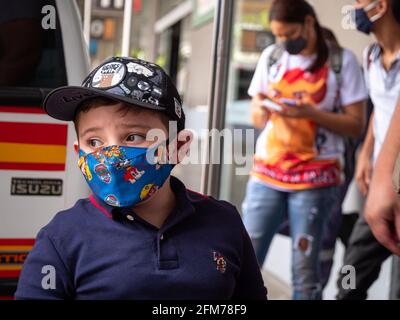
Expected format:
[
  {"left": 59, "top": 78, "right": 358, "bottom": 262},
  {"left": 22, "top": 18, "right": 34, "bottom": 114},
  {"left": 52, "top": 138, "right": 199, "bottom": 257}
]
[
  {"left": 89, "top": 139, "right": 103, "bottom": 148},
  {"left": 126, "top": 134, "right": 145, "bottom": 143}
]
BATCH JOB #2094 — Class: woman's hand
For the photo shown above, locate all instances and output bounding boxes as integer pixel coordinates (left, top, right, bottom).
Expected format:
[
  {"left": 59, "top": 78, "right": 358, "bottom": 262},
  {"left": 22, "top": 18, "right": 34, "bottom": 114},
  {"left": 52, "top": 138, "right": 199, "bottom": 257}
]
[
  {"left": 277, "top": 102, "right": 317, "bottom": 119},
  {"left": 251, "top": 94, "right": 270, "bottom": 129}
]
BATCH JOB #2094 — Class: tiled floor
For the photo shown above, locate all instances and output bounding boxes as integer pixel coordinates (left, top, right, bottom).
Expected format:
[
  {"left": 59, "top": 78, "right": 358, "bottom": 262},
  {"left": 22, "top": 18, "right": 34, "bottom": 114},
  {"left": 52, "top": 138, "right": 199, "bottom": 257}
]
[{"left": 261, "top": 269, "right": 291, "bottom": 300}]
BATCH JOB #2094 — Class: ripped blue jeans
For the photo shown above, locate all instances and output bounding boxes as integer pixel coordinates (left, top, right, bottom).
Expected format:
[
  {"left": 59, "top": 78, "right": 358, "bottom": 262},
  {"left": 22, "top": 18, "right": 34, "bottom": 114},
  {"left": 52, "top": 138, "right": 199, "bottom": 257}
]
[{"left": 242, "top": 177, "right": 339, "bottom": 300}]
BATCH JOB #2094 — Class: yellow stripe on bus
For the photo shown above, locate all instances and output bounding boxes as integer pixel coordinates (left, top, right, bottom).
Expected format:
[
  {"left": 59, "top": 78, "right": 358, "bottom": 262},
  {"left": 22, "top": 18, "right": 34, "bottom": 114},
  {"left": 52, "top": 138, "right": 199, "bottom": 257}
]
[
  {"left": 0, "top": 246, "right": 33, "bottom": 251},
  {"left": 0, "top": 265, "right": 23, "bottom": 271},
  {"left": 0, "top": 142, "right": 66, "bottom": 164}
]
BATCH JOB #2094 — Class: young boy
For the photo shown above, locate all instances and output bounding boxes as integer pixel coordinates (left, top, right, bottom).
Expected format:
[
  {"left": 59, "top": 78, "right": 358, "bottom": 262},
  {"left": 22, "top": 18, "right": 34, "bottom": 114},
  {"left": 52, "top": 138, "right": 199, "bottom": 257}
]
[
  {"left": 337, "top": 0, "right": 400, "bottom": 299},
  {"left": 15, "top": 57, "right": 267, "bottom": 300}
]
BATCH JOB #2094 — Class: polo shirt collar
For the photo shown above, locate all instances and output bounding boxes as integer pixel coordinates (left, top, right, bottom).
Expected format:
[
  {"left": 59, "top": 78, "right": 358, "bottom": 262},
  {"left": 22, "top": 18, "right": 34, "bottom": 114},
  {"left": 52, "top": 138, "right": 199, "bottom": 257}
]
[
  {"left": 370, "top": 44, "right": 400, "bottom": 63},
  {"left": 89, "top": 176, "right": 196, "bottom": 229}
]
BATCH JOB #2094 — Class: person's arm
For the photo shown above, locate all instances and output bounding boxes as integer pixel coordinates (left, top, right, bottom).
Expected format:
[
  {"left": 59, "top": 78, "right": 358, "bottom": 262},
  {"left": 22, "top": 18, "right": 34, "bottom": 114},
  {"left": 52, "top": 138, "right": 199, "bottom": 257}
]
[
  {"left": 248, "top": 46, "right": 277, "bottom": 130},
  {"left": 251, "top": 93, "right": 270, "bottom": 129},
  {"left": 365, "top": 103, "right": 400, "bottom": 256},
  {"left": 355, "top": 112, "right": 375, "bottom": 195},
  {"left": 312, "top": 101, "right": 365, "bottom": 138},
  {"left": 277, "top": 100, "right": 366, "bottom": 138},
  {"left": 15, "top": 228, "right": 73, "bottom": 299},
  {"left": 231, "top": 225, "right": 268, "bottom": 300}
]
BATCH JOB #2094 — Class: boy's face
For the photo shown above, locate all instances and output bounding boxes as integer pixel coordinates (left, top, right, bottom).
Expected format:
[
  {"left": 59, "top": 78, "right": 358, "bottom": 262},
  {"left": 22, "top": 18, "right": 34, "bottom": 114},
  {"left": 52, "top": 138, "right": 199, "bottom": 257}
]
[{"left": 75, "top": 102, "right": 168, "bottom": 154}]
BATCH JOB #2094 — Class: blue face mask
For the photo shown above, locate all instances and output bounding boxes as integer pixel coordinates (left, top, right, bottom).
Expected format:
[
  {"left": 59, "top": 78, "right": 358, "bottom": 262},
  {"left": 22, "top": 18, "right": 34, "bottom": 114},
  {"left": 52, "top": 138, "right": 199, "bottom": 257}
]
[
  {"left": 355, "top": 0, "right": 383, "bottom": 35},
  {"left": 78, "top": 144, "right": 174, "bottom": 207}
]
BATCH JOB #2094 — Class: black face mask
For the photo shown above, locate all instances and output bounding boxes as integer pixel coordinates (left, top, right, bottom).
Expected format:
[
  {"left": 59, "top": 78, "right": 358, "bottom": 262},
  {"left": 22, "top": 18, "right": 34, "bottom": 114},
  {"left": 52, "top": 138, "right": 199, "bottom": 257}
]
[{"left": 283, "top": 36, "right": 308, "bottom": 55}]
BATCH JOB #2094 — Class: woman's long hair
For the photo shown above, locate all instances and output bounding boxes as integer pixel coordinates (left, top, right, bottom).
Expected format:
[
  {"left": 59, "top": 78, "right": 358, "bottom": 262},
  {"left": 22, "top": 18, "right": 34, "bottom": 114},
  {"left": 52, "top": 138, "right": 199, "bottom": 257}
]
[{"left": 269, "top": 0, "right": 329, "bottom": 73}]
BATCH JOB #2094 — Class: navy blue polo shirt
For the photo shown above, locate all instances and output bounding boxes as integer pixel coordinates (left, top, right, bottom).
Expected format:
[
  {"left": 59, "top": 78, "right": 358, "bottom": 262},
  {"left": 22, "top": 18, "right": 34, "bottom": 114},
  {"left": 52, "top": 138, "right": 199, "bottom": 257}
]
[{"left": 15, "top": 176, "right": 267, "bottom": 300}]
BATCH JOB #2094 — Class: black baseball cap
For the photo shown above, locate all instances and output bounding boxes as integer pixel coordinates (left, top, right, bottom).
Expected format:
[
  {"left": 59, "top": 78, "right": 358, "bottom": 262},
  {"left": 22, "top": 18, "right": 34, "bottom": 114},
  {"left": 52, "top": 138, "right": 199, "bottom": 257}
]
[{"left": 43, "top": 57, "right": 185, "bottom": 131}]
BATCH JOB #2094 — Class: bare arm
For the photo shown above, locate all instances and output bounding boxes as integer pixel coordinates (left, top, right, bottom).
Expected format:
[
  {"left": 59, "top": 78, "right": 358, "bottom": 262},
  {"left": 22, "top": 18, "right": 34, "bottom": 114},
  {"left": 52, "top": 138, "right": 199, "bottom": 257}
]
[
  {"left": 250, "top": 93, "right": 270, "bottom": 129},
  {"left": 310, "top": 100, "right": 366, "bottom": 138},
  {"left": 278, "top": 99, "right": 366, "bottom": 138},
  {"left": 365, "top": 103, "right": 400, "bottom": 255},
  {"left": 355, "top": 112, "right": 374, "bottom": 195}
]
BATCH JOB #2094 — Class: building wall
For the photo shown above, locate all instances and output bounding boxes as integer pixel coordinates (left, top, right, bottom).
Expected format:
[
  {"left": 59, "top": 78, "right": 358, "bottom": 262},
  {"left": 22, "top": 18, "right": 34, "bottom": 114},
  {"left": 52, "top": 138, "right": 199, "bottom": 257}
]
[
  {"left": 310, "top": 0, "right": 374, "bottom": 62},
  {"left": 185, "top": 20, "right": 215, "bottom": 108}
]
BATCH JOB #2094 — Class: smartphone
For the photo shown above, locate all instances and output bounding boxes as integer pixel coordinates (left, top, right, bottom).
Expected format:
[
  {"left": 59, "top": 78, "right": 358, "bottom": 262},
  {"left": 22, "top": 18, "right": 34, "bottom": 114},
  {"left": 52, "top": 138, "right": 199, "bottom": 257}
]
[
  {"left": 262, "top": 99, "right": 283, "bottom": 112},
  {"left": 279, "top": 98, "right": 298, "bottom": 107}
]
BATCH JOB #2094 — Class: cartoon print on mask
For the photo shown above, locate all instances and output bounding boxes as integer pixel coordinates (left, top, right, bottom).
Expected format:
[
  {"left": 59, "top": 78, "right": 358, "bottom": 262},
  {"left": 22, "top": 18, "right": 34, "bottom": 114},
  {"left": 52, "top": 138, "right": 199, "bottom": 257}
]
[
  {"left": 124, "top": 166, "right": 145, "bottom": 183},
  {"left": 94, "top": 163, "right": 112, "bottom": 184},
  {"left": 78, "top": 144, "right": 174, "bottom": 207},
  {"left": 105, "top": 194, "right": 119, "bottom": 206},
  {"left": 103, "top": 145, "right": 125, "bottom": 160},
  {"left": 78, "top": 155, "right": 92, "bottom": 181},
  {"left": 140, "top": 183, "right": 159, "bottom": 201}
]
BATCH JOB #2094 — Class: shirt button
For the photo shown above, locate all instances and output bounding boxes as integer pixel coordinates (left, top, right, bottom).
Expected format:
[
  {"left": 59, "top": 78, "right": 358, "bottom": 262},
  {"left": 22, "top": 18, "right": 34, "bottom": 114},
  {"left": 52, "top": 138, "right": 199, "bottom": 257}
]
[
  {"left": 126, "top": 215, "right": 134, "bottom": 221},
  {"left": 160, "top": 234, "right": 164, "bottom": 240}
]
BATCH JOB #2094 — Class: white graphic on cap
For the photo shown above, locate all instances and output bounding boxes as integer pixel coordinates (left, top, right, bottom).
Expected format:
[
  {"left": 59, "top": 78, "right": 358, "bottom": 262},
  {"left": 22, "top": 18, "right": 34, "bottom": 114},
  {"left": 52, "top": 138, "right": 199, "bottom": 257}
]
[
  {"left": 174, "top": 98, "right": 182, "bottom": 119},
  {"left": 127, "top": 62, "right": 154, "bottom": 77},
  {"left": 119, "top": 83, "right": 131, "bottom": 94},
  {"left": 138, "top": 81, "right": 151, "bottom": 91},
  {"left": 92, "top": 62, "right": 125, "bottom": 88}
]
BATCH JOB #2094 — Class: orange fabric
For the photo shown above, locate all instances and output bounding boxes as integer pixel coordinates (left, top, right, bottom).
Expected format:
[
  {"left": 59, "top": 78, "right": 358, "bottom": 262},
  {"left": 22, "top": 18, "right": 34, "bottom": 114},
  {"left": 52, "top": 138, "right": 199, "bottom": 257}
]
[{"left": 254, "top": 65, "right": 341, "bottom": 190}]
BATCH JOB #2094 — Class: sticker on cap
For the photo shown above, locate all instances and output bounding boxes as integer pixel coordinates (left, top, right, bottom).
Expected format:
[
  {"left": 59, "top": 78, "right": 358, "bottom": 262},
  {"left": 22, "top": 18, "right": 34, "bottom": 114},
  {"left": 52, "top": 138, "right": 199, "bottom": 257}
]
[
  {"left": 92, "top": 62, "right": 126, "bottom": 88},
  {"left": 174, "top": 98, "right": 182, "bottom": 119},
  {"left": 127, "top": 62, "right": 154, "bottom": 77}
]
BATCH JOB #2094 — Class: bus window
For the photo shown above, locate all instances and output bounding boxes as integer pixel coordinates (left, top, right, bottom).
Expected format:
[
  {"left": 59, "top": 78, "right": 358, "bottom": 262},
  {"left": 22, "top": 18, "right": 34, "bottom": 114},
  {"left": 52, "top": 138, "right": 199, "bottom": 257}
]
[{"left": 0, "top": 0, "right": 67, "bottom": 91}]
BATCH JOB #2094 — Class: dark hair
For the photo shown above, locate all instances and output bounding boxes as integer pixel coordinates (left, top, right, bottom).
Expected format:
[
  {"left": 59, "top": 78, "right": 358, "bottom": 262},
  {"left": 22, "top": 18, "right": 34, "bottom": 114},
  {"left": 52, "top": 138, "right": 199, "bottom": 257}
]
[
  {"left": 391, "top": 0, "right": 400, "bottom": 24},
  {"left": 269, "top": 0, "right": 329, "bottom": 72},
  {"left": 321, "top": 27, "right": 340, "bottom": 48}
]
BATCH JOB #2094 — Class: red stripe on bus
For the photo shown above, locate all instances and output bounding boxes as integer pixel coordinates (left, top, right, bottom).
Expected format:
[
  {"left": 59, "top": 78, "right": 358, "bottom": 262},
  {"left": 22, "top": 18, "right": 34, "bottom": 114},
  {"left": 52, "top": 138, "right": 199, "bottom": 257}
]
[
  {"left": 0, "top": 122, "right": 68, "bottom": 145},
  {"left": 0, "top": 162, "right": 65, "bottom": 171},
  {"left": 0, "top": 271, "right": 21, "bottom": 278},
  {"left": 0, "top": 239, "right": 35, "bottom": 246},
  {"left": 0, "top": 106, "right": 45, "bottom": 114}
]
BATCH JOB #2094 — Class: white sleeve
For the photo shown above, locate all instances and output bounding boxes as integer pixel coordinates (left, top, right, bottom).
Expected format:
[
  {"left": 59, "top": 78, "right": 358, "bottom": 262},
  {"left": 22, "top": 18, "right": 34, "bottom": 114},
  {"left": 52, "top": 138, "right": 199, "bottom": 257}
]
[
  {"left": 362, "top": 46, "right": 371, "bottom": 91},
  {"left": 339, "top": 48, "right": 369, "bottom": 106},
  {"left": 248, "top": 45, "right": 277, "bottom": 97}
]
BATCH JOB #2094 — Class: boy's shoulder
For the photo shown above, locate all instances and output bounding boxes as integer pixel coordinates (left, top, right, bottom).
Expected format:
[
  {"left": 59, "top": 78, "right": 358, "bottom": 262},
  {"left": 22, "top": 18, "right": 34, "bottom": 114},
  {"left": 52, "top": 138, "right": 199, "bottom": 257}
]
[
  {"left": 185, "top": 188, "right": 243, "bottom": 226},
  {"left": 40, "top": 198, "right": 94, "bottom": 239}
]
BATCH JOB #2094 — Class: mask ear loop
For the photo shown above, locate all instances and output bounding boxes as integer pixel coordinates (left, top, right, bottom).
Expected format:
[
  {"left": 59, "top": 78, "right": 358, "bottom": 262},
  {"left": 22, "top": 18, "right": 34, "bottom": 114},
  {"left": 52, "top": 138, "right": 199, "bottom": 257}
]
[{"left": 364, "top": 0, "right": 384, "bottom": 22}]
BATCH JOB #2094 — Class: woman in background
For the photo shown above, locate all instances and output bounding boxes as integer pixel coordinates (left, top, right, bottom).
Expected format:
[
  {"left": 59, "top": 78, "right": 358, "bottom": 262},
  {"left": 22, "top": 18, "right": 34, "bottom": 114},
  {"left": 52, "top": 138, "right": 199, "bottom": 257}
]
[{"left": 242, "top": 0, "right": 367, "bottom": 299}]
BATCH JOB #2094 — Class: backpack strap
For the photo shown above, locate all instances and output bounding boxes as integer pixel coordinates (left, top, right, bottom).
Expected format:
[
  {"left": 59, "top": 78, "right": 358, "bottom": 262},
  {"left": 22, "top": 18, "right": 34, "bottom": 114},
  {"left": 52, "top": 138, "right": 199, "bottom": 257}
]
[
  {"left": 329, "top": 45, "right": 344, "bottom": 90},
  {"left": 366, "top": 42, "right": 379, "bottom": 71},
  {"left": 267, "top": 45, "right": 285, "bottom": 70}
]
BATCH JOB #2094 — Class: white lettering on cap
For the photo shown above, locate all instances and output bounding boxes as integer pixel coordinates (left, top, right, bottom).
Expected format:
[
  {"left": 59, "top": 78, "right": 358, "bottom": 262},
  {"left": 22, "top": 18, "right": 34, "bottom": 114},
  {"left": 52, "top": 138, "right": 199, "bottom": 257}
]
[
  {"left": 92, "top": 62, "right": 126, "bottom": 88},
  {"left": 174, "top": 98, "right": 182, "bottom": 119}
]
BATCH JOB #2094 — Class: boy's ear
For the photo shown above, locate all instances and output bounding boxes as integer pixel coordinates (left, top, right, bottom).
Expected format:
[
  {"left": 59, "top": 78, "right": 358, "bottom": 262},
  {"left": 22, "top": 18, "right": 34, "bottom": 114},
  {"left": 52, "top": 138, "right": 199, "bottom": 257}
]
[
  {"left": 379, "top": 0, "right": 388, "bottom": 16},
  {"left": 73, "top": 141, "right": 79, "bottom": 155}
]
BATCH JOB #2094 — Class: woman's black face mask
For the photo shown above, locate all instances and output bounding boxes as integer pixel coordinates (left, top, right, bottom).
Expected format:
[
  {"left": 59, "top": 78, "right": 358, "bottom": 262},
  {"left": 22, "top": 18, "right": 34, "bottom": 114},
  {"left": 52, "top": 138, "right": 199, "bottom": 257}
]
[
  {"left": 282, "top": 36, "right": 307, "bottom": 55},
  {"left": 279, "top": 24, "right": 308, "bottom": 55}
]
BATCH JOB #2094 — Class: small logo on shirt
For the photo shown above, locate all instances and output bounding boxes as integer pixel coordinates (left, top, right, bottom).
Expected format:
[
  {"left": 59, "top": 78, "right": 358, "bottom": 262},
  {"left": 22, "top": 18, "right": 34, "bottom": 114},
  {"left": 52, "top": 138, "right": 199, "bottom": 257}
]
[{"left": 213, "top": 251, "right": 226, "bottom": 274}]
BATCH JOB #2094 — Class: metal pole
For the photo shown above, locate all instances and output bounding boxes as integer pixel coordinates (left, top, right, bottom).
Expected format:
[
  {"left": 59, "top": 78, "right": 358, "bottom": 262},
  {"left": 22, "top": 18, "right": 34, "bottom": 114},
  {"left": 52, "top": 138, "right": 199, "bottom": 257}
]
[
  {"left": 122, "top": 0, "right": 133, "bottom": 56},
  {"left": 83, "top": 0, "right": 92, "bottom": 46},
  {"left": 200, "top": 0, "right": 234, "bottom": 197}
]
